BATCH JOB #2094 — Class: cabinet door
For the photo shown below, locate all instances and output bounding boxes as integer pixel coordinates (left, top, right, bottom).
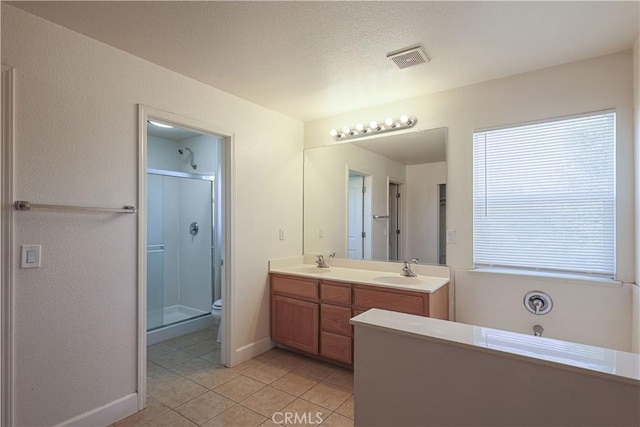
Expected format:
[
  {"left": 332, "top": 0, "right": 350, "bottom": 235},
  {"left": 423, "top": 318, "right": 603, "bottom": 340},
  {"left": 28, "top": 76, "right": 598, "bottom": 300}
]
[{"left": 272, "top": 295, "right": 319, "bottom": 354}]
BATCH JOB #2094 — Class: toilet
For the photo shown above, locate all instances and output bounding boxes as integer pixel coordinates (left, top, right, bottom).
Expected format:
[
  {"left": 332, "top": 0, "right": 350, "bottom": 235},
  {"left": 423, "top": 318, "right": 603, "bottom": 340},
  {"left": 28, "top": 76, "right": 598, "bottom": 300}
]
[{"left": 211, "top": 299, "right": 222, "bottom": 343}]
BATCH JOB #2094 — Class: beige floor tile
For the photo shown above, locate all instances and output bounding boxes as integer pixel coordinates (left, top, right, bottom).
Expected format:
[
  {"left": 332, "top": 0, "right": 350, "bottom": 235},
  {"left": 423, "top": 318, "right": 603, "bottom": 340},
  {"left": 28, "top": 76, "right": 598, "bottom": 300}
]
[
  {"left": 165, "top": 331, "right": 208, "bottom": 349},
  {"left": 191, "top": 366, "right": 240, "bottom": 389},
  {"left": 293, "top": 360, "right": 338, "bottom": 380},
  {"left": 201, "top": 404, "right": 267, "bottom": 427},
  {"left": 141, "top": 410, "right": 197, "bottom": 427},
  {"left": 270, "top": 372, "right": 318, "bottom": 397},
  {"left": 150, "top": 379, "right": 208, "bottom": 408},
  {"left": 170, "top": 357, "right": 220, "bottom": 379},
  {"left": 214, "top": 375, "right": 266, "bottom": 402},
  {"left": 240, "top": 386, "right": 296, "bottom": 418},
  {"left": 183, "top": 338, "right": 221, "bottom": 356},
  {"left": 243, "top": 362, "right": 290, "bottom": 384},
  {"left": 322, "top": 369, "right": 353, "bottom": 392},
  {"left": 280, "top": 399, "right": 331, "bottom": 427},
  {"left": 151, "top": 349, "right": 197, "bottom": 369},
  {"left": 200, "top": 349, "right": 222, "bottom": 364},
  {"left": 265, "top": 351, "right": 307, "bottom": 370},
  {"left": 300, "top": 383, "right": 351, "bottom": 411},
  {"left": 147, "top": 366, "right": 184, "bottom": 395},
  {"left": 147, "top": 343, "right": 178, "bottom": 360},
  {"left": 334, "top": 396, "right": 353, "bottom": 419},
  {"left": 254, "top": 348, "right": 285, "bottom": 363},
  {"left": 258, "top": 418, "right": 281, "bottom": 427},
  {"left": 114, "top": 397, "right": 170, "bottom": 427},
  {"left": 229, "top": 358, "right": 265, "bottom": 374},
  {"left": 174, "top": 391, "right": 234, "bottom": 425},
  {"left": 320, "top": 413, "right": 353, "bottom": 427}
]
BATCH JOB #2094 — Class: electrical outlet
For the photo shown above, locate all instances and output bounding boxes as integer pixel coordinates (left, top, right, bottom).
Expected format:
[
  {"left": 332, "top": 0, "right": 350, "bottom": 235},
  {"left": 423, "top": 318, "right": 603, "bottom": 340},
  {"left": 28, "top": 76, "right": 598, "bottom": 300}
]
[
  {"left": 446, "top": 229, "right": 456, "bottom": 243},
  {"left": 318, "top": 228, "right": 323, "bottom": 238},
  {"left": 279, "top": 228, "right": 285, "bottom": 240}
]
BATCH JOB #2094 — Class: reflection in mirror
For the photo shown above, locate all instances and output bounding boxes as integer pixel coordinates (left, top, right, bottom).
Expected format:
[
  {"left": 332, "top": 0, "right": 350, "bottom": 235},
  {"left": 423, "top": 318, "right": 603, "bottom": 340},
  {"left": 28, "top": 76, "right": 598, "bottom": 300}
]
[{"left": 304, "top": 127, "right": 447, "bottom": 265}]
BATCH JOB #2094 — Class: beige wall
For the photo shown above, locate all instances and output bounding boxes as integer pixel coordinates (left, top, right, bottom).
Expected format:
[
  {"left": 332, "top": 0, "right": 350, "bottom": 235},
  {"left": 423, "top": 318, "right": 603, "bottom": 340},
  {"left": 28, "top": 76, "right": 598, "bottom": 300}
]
[
  {"left": 405, "top": 161, "right": 446, "bottom": 265},
  {"left": 2, "top": 5, "right": 303, "bottom": 426},
  {"left": 633, "top": 37, "right": 640, "bottom": 353},
  {"left": 306, "top": 51, "right": 636, "bottom": 350}
]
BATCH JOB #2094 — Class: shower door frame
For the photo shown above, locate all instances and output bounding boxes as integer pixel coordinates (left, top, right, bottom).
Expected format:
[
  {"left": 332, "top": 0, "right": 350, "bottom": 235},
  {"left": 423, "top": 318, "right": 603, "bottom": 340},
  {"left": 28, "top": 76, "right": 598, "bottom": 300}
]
[
  {"left": 137, "top": 105, "right": 234, "bottom": 411},
  {"left": 146, "top": 168, "right": 216, "bottom": 331}
]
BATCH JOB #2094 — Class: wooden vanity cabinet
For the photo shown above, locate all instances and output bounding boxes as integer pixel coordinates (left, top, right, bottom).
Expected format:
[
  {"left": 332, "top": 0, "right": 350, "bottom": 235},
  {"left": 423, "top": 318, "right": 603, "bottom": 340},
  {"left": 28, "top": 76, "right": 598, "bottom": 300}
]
[
  {"left": 270, "top": 274, "right": 319, "bottom": 354},
  {"left": 319, "top": 281, "right": 352, "bottom": 364},
  {"left": 270, "top": 273, "right": 449, "bottom": 366}
]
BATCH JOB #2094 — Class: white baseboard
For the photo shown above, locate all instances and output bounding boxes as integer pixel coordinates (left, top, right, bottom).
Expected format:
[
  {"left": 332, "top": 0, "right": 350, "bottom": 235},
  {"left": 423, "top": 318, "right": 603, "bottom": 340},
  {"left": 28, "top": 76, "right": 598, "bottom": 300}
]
[
  {"left": 55, "top": 393, "right": 138, "bottom": 427},
  {"left": 231, "top": 336, "right": 274, "bottom": 367}
]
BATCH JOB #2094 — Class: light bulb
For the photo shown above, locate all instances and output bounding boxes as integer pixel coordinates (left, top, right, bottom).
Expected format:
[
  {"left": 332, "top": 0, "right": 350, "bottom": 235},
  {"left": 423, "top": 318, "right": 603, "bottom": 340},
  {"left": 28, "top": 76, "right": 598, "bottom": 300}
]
[
  {"left": 400, "top": 115, "right": 409, "bottom": 124},
  {"left": 343, "top": 126, "right": 351, "bottom": 134},
  {"left": 370, "top": 121, "right": 378, "bottom": 129},
  {"left": 329, "top": 129, "right": 338, "bottom": 137},
  {"left": 385, "top": 117, "right": 393, "bottom": 126},
  {"left": 355, "top": 123, "right": 364, "bottom": 131}
]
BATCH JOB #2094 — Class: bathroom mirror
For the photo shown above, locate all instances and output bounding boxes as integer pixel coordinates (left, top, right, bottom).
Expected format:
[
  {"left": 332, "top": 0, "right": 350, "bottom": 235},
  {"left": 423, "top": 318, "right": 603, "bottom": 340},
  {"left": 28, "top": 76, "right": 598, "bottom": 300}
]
[{"left": 304, "top": 127, "right": 447, "bottom": 265}]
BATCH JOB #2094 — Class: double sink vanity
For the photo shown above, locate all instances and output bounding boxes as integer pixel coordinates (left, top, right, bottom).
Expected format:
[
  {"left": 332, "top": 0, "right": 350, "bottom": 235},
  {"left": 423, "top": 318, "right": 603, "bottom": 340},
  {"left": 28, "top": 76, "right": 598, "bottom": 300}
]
[{"left": 269, "top": 256, "right": 450, "bottom": 366}]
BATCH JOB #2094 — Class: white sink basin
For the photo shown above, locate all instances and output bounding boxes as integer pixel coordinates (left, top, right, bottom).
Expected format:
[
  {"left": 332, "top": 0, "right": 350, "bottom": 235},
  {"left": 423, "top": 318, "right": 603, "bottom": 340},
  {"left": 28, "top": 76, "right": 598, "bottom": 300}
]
[
  {"left": 373, "top": 276, "right": 426, "bottom": 285},
  {"left": 290, "top": 267, "right": 332, "bottom": 274}
]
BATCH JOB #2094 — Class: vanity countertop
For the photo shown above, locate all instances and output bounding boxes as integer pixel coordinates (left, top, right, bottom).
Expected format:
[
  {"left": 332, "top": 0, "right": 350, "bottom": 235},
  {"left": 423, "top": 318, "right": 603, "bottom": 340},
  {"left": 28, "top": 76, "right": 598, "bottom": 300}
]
[{"left": 269, "top": 263, "right": 449, "bottom": 294}]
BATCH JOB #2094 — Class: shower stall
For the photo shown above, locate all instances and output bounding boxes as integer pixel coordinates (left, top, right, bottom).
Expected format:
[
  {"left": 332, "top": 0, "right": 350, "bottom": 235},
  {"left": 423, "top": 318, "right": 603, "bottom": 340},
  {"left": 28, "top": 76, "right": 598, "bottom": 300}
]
[{"left": 145, "top": 126, "right": 223, "bottom": 341}]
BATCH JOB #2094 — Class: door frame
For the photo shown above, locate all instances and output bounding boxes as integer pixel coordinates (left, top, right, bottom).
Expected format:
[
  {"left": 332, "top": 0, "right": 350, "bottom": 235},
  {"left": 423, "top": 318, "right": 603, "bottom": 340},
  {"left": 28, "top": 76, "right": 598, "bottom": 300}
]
[
  {"left": 1, "top": 65, "right": 15, "bottom": 427},
  {"left": 345, "top": 166, "right": 372, "bottom": 259},
  {"left": 137, "top": 105, "right": 234, "bottom": 410}
]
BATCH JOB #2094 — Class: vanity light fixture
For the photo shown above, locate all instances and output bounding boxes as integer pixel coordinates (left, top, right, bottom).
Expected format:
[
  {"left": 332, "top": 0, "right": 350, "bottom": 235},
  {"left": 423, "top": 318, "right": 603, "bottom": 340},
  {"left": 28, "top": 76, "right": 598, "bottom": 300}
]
[
  {"left": 148, "top": 120, "right": 174, "bottom": 129},
  {"left": 329, "top": 115, "right": 417, "bottom": 141}
]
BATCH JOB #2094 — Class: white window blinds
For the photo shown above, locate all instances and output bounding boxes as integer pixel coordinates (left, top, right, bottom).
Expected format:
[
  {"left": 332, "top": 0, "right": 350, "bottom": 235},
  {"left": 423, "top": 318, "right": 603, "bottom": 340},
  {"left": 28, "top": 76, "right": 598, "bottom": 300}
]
[{"left": 473, "top": 111, "right": 616, "bottom": 278}]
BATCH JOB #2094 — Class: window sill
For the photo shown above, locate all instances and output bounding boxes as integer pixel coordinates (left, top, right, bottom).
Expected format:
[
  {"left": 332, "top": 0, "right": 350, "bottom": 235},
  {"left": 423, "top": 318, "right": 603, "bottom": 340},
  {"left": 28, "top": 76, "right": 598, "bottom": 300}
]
[{"left": 469, "top": 267, "right": 622, "bottom": 288}]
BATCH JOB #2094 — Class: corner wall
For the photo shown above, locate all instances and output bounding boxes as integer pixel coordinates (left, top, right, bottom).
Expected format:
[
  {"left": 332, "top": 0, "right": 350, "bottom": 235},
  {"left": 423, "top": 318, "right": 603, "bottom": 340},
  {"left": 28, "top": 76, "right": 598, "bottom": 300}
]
[
  {"left": 2, "top": 5, "right": 303, "bottom": 426},
  {"left": 306, "top": 50, "right": 636, "bottom": 351}
]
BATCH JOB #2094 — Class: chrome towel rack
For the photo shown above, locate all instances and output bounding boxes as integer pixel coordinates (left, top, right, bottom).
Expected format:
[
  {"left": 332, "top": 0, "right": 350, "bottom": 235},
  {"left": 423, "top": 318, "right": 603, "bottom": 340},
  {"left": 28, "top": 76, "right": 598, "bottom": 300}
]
[{"left": 14, "top": 200, "right": 136, "bottom": 214}]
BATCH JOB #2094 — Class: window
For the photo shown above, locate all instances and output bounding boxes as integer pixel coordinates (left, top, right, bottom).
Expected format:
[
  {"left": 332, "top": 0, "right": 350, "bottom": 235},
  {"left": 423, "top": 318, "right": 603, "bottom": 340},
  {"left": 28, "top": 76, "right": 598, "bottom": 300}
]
[{"left": 473, "top": 111, "right": 616, "bottom": 278}]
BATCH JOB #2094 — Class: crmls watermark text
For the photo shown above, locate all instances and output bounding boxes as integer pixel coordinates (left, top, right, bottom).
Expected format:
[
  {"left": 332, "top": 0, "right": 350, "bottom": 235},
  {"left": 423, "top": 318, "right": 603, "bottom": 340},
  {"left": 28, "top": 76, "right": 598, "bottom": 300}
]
[{"left": 272, "top": 411, "right": 324, "bottom": 425}]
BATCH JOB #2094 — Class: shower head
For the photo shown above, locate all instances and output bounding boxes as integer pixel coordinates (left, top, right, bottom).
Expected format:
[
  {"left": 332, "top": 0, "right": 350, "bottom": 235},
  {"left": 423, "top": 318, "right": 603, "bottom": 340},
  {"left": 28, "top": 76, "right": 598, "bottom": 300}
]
[{"left": 178, "top": 147, "right": 197, "bottom": 170}]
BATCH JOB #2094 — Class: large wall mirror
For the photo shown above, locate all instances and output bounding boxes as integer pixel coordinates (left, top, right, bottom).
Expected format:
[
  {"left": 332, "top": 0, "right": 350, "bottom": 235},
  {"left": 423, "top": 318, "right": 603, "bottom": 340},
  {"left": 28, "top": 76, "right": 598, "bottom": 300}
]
[{"left": 304, "top": 127, "right": 447, "bottom": 265}]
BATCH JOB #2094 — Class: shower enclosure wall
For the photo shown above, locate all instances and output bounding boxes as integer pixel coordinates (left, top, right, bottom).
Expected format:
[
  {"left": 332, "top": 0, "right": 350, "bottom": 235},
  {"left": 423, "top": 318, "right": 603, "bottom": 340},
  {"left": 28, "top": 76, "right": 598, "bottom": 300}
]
[{"left": 146, "top": 130, "right": 223, "bottom": 336}]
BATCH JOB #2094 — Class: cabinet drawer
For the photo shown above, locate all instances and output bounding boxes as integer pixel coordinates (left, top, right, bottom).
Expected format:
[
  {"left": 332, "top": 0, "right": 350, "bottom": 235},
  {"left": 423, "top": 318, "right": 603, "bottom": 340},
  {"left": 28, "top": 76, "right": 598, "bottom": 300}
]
[
  {"left": 321, "top": 304, "right": 352, "bottom": 336},
  {"left": 320, "top": 331, "right": 352, "bottom": 364},
  {"left": 271, "top": 274, "right": 318, "bottom": 300},
  {"left": 321, "top": 282, "right": 351, "bottom": 305},
  {"left": 353, "top": 287, "right": 426, "bottom": 316}
]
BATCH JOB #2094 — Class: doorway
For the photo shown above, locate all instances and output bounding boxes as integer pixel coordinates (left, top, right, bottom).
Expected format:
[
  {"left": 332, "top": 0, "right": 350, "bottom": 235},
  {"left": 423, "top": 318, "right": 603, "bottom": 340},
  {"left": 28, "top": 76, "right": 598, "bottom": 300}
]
[
  {"left": 137, "top": 105, "right": 232, "bottom": 410},
  {"left": 347, "top": 171, "right": 371, "bottom": 259},
  {"left": 388, "top": 182, "right": 403, "bottom": 261}
]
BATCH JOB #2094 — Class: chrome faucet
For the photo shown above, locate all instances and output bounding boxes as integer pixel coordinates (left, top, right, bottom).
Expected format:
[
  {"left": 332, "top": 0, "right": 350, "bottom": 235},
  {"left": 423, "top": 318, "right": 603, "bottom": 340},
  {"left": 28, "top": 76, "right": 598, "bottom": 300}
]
[
  {"left": 315, "top": 255, "right": 330, "bottom": 268},
  {"left": 401, "top": 261, "right": 417, "bottom": 277}
]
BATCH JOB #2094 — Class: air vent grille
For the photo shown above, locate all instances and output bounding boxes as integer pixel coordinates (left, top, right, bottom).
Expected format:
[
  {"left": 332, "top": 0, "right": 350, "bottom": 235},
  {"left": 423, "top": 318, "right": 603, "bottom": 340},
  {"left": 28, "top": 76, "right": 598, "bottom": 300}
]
[{"left": 387, "top": 46, "right": 430, "bottom": 70}]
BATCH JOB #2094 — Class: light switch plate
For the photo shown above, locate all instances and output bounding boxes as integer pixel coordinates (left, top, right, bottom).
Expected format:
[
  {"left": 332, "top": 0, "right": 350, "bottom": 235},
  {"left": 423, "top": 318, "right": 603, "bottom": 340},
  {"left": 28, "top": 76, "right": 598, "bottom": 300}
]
[
  {"left": 446, "top": 229, "right": 456, "bottom": 243},
  {"left": 21, "top": 244, "right": 41, "bottom": 268}
]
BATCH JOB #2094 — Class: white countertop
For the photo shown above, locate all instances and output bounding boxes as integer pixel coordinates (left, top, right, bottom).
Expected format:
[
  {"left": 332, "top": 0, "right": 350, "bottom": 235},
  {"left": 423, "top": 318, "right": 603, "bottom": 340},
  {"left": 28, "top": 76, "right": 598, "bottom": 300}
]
[
  {"left": 351, "top": 309, "right": 640, "bottom": 385},
  {"left": 269, "top": 263, "right": 449, "bottom": 293}
]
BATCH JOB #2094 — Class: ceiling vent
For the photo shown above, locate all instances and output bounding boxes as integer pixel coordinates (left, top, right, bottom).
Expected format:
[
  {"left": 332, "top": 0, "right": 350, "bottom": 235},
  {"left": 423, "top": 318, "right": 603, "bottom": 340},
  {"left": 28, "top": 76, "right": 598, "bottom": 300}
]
[{"left": 387, "top": 45, "right": 430, "bottom": 70}]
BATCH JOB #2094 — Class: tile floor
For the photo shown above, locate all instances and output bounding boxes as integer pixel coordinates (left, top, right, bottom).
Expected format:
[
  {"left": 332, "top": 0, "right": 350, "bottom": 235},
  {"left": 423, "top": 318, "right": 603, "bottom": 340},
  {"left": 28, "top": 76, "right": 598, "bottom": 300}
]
[{"left": 115, "top": 326, "right": 354, "bottom": 427}]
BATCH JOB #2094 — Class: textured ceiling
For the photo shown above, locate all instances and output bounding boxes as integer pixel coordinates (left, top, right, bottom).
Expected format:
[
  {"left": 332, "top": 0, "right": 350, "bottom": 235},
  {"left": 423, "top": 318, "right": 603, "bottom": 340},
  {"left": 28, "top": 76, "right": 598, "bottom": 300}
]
[{"left": 9, "top": 1, "right": 639, "bottom": 122}]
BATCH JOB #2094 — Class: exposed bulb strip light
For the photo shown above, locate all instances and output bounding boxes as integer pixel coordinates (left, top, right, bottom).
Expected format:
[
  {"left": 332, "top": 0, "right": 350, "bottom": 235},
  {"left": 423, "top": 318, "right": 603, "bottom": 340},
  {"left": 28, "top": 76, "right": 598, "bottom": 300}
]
[{"left": 329, "top": 115, "right": 417, "bottom": 141}]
